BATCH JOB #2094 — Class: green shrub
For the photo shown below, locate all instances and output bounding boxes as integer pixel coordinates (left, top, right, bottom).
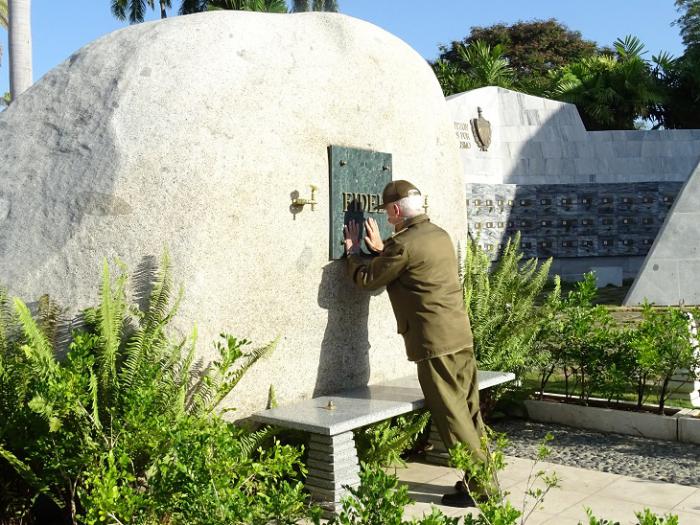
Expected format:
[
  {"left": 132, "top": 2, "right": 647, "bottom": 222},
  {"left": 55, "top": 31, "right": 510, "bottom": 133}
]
[
  {"left": 631, "top": 302, "right": 700, "bottom": 413},
  {"left": 556, "top": 273, "right": 620, "bottom": 403},
  {"left": 533, "top": 276, "right": 699, "bottom": 411},
  {"left": 320, "top": 462, "right": 459, "bottom": 525},
  {"left": 0, "top": 256, "right": 313, "bottom": 525}
]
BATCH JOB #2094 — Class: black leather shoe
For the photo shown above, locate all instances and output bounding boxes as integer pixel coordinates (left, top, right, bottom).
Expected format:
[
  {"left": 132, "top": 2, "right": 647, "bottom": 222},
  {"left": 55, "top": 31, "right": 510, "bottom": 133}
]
[{"left": 441, "top": 491, "right": 476, "bottom": 508}]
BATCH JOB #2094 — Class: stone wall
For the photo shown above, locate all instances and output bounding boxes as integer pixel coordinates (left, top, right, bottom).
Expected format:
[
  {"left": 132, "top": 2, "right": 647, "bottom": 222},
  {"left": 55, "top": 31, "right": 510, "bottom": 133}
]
[
  {"left": 0, "top": 12, "right": 466, "bottom": 416},
  {"left": 448, "top": 87, "right": 700, "bottom": 186},
  {"left": 447, "top": 87, "right": 700, "bottom": 282}
]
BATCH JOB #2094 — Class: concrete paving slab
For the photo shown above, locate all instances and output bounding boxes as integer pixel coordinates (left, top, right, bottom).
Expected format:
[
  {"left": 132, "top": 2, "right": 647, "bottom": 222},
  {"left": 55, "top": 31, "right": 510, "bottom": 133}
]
[
  {"left": 671, "top": 487, "right": 700, "bottom": 514},
  {"left": 556, "top": 495, "right": 673, "bottom": 525},
  {"left": 395, "top": 457, "right": 695, "bottom": 524},
  {"left": 507, "top": 481, "right": 589, "bottom": 515},
  {"left": 603, "top": 476, "right": 698, "bottom": 508},
  {"left": 539, "top": 462, "right": 619, "bottom": 495}
]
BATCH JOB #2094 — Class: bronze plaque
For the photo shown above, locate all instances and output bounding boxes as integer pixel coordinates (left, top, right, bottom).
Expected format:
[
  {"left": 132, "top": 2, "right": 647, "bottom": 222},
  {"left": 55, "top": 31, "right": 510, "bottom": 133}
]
[{"left": 329, "top": 146, "right": 392, "bottom": 260}]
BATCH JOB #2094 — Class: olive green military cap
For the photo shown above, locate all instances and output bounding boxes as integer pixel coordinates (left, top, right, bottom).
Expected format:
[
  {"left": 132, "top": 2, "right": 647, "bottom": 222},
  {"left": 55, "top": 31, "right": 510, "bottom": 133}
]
[{"left": 378, "top": 180, "right": 421, "bottom": 209}]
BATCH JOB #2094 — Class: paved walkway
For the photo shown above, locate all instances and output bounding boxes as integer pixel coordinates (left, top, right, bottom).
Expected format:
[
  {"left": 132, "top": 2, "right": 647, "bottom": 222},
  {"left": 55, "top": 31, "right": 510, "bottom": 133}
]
[{"left": 395, "top": 456, "right": 700, "bottom": 524}]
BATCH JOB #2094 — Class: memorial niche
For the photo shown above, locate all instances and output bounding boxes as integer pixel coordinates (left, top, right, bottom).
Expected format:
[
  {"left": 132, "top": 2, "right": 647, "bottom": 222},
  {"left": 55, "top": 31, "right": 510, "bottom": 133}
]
[
  {"left": 328, "top": 146, "right": 392, "bottom": 260},
  {"left": 465, "top": 181, "right": 684, "bottom": 260}
]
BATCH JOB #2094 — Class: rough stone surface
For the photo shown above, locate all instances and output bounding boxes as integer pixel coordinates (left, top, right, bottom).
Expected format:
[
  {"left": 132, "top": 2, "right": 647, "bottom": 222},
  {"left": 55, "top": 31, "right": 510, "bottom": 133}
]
[
  {"left": 0, "top": 11, "right": 466, "bottom": 417},
  {"left": 626, "top": 163, "right": 700, "bottom": 305}
]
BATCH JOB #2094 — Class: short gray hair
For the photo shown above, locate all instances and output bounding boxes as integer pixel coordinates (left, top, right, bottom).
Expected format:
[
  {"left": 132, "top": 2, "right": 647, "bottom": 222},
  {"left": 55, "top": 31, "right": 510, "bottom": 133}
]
[{"left": 396, "top": 191, "right": 424, "bottom": 218}]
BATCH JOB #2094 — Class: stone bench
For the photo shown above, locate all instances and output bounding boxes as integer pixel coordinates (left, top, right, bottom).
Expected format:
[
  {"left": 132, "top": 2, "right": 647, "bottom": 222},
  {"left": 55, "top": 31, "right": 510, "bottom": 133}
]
[{"left": 251, "top": 370, "right": 515, "bottom": 514}]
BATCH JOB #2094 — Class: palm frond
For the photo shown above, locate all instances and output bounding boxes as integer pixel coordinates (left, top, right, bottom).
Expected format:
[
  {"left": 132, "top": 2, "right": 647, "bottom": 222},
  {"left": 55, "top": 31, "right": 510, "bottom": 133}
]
[
  {"left": 36, "top": 295, "right": 63, "bottom": 347},
  {"left": 614, "top": 35, "right": 646, "bottom": 60},
  {"left": 292, "top": 0, "right": 309, "bottom": 11},
  {"left": 463, "top": 233, "right": 557, "bottom": 378},
  {"left": 0, "top": 0, "right": 8, "bottom": 28},
  {"left": 111, "top": 0, "right": 149, "bottom": 23},
  {"left": 179, "top": 0, "right": 208, "bottom": 15}
]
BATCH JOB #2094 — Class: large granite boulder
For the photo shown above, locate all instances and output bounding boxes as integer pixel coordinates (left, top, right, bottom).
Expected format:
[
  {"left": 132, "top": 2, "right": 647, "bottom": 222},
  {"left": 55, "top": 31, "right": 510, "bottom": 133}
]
[{"left": 0, "top": 11, "right": 466, "bottom": 416}]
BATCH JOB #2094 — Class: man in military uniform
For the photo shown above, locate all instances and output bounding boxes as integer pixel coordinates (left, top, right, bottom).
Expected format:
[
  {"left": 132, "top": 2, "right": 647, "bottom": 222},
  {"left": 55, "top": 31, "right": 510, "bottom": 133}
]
[{"left": 343, "top": 180, "right": 486, "bottom": 507}]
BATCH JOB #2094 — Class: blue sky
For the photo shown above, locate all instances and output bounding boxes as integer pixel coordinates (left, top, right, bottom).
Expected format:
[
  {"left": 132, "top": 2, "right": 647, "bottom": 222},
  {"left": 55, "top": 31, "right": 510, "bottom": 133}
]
[{"left": 0, "top": 1, "right": 688, "bottom": 96}]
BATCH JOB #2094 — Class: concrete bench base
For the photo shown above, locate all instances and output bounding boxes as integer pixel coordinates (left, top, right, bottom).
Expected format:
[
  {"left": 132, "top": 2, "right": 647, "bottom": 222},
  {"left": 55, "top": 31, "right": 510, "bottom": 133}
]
[{"left": 251, "top": 370, "right": 515, "bottom": 515}]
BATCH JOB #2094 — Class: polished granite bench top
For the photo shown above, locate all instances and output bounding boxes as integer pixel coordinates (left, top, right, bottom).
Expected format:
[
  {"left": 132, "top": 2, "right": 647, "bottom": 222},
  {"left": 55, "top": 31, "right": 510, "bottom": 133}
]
[{"left": 251, "top": 370, "right": 515, "bottom": 435}]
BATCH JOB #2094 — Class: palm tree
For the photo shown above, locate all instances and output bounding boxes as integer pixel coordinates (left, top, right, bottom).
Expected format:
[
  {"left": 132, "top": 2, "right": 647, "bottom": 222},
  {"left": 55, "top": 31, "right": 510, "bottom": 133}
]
[
  {"left": 8, "top": 0, "right": 32, "bottom": 100},
  {"left": 432, "top": 59, "right": 474, "bottom": 96},
  {"left": 0, "top": 1, "right": 8, "bottom": 108},
  {"left": 114, "top": 0, "right": 288, "bottom": 20},
  {"left": 457, "top": 40, "right": 514, "bottom": 88},
  {"left": 204, "top": 0, "right": 287, "bottom": 12},
  {"left": 548, "top": 36, "right": 665, "bottom": 130},
  {"left": 433, "top": 40, "right": 514, "bottom": 96},
  {"left": 1, "top": 0, "right": 7, "bottom": 68},
  {"left": 111, "top": 0, "right": 173, "bottom": 24},
  {"left": 292, "top": 0, "right": 338, "bottom": 12}
]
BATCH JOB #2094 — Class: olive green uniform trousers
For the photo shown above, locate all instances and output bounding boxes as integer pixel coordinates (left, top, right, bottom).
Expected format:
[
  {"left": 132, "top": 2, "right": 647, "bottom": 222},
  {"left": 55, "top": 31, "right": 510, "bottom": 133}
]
[{"left": 416, "top": 348, "right": 486, "bottom": 463}]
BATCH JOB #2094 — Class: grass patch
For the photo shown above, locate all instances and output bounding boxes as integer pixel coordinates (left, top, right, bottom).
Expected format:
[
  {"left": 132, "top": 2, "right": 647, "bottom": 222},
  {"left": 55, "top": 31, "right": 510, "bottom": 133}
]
[{"left": 521, "top": 372, "right": 697, "bottom": 410}]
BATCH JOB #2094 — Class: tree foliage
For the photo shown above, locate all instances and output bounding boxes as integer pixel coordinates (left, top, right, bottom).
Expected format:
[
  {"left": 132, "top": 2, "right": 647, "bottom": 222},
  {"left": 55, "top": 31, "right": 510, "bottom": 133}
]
[
  {"left": 0, "top": 0, "right": 6, "bottom": 72},
  {"left": 654, "top": 49, "right": 700, "bottom": 128},
  {"left": 199, "top": 0, "right": 287, "bottom": 12},
  {"left": 111, "top": 0, "right": 172, "bottom": 23},
  {"left": 179, "top": 0, "right": 340, "bottom": 15},
  {"left": 433, "top": 40, "right": 514, "bottom": 95},
  {"left": 438, "top": 19, "right": 598, "bottom": 94},
  {"left": 292, "top": 0, "right": 339, "bottom": 12},
  {"left": 651, "top": 1, "right": 700, "bottom": 128},
  {"left": 432, "top": 19, "right": 697, "bottom": 130},
  {"left": 547, "top": 36, "right": 666, "bottom": 130},
  {"left": 113, "top": 0, "right": 292, "bottom": 22},
  {"left": 674, "top": 0, "right": 700, "bottom": 50}
]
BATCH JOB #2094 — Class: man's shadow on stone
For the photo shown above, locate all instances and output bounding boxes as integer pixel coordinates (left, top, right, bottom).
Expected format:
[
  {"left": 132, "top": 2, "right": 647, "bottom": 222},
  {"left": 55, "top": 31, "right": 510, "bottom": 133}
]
[{"left": 314, "top": 261, "right": 382, "bottom": 397}]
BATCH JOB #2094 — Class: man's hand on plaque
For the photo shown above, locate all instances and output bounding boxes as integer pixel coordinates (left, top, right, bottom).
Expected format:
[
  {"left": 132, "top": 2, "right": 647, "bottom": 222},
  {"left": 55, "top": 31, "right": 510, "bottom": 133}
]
[
  {"left": 364, "top": 217, "right": 384, "bottom": 253},
  {"left": 343, "top": 221, "right": 361, "bottom": 256}
]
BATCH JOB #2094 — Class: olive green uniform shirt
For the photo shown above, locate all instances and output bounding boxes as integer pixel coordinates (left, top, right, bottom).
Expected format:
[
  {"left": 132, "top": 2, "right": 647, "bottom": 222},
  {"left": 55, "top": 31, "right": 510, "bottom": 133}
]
[{"left": 346, "top": 214, "right": 473, "bottom": 362}]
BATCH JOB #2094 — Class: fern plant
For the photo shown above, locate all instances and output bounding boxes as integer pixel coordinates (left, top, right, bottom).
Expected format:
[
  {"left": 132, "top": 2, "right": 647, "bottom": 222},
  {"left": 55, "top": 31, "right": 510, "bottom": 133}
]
[
  {"left": 0, "top": 255, "right": 311, "bottom": 525},
  {"left": 463, "top": 232, "right": 559, "bottom": 379},
  {"left": 354, "top": 411, "right": 431, "bottom": 467}
]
